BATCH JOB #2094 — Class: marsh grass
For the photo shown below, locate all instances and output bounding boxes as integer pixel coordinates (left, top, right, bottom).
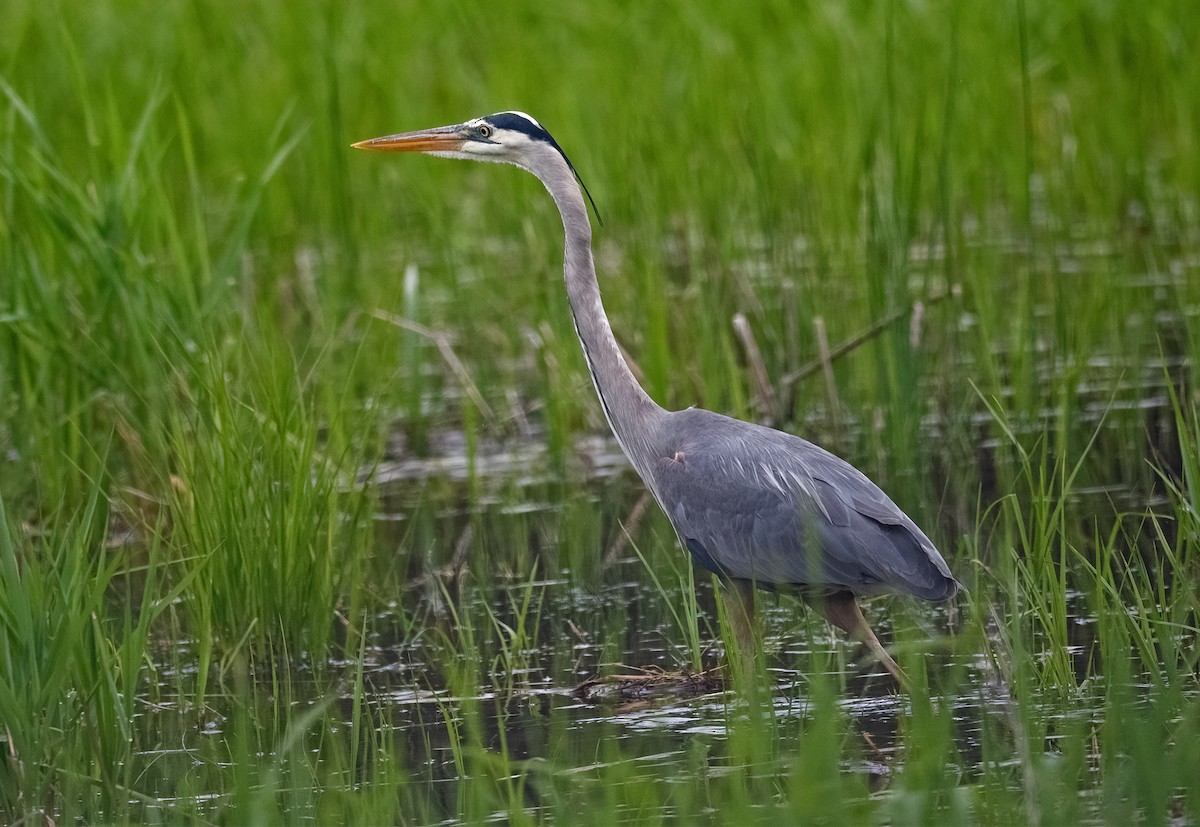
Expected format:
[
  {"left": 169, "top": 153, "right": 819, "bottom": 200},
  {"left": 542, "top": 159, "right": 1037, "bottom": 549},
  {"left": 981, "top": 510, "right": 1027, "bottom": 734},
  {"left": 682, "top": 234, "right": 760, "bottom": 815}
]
[{"left": 2, "top": 0, "right": 1200, "bottom": 823}]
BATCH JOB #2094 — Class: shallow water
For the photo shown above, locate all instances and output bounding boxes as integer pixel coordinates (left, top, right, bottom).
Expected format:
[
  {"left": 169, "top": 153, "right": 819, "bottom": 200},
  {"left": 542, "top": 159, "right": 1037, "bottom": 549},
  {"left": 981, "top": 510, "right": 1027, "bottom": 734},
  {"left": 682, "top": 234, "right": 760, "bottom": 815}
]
[
  {"left": 133, "top": 246, "right": 1197, "bottom": 821},
  {"left": 136, "top": 550, "right": 1184, "bottom": 824}
]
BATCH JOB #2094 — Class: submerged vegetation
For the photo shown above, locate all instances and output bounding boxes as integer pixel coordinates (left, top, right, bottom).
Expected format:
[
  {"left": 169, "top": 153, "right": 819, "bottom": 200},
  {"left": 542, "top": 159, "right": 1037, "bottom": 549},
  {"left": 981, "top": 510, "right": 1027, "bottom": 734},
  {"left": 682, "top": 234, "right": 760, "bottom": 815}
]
[{"left": 1, "top": 0, "right": 1198, "bottom": 823}]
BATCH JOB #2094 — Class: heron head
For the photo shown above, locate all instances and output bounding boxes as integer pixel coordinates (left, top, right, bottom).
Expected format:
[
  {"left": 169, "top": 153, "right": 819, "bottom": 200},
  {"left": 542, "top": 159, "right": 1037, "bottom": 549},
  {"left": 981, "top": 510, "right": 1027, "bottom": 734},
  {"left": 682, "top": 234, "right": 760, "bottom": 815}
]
[
  {"left": 352, "top": 111, "right": 561, "bottom": 168},
  {"left": 353, "top": 111, "right": 601, "bottom": 220}
]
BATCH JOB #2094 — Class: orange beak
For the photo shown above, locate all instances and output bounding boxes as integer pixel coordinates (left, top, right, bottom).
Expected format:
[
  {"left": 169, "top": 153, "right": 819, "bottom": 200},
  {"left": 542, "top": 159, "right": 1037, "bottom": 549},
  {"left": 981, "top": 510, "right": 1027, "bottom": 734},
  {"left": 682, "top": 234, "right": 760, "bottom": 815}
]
[{"left": 351, "top": 125, "right": 467, "bottom": 153}]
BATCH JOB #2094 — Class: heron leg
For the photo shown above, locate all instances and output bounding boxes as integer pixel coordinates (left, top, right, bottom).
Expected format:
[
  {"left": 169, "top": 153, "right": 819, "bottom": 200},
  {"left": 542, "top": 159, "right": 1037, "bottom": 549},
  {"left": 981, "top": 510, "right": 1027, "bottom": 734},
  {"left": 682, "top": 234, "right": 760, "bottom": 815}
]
[
  {"left": 722, "top": 578, "right": 757, "bottom": 662},
  {"left": 724, "top": 578, "right": 753, "bottom": 652},
  {"left": 807, "top": 591, "right": 906, "bottom": 685}
]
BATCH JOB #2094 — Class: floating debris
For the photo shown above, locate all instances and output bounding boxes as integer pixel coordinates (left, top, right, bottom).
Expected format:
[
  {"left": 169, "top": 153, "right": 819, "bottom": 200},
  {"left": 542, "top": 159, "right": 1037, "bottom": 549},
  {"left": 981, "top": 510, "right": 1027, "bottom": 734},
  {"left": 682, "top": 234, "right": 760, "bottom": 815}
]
[{"left": 573, "top": 664, "right": 727, "bottom": 704}]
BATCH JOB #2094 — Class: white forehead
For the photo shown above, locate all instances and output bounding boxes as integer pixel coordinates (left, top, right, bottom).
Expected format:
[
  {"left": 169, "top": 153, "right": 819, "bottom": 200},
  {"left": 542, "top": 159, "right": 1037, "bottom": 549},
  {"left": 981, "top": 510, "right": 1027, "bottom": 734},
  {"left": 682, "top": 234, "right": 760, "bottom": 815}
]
[
  {"left": 469, "top": 111, "right": 543, "bottom": 129},
  {"left": 500, "top": 110, "right": 541, "bottom": 128}
]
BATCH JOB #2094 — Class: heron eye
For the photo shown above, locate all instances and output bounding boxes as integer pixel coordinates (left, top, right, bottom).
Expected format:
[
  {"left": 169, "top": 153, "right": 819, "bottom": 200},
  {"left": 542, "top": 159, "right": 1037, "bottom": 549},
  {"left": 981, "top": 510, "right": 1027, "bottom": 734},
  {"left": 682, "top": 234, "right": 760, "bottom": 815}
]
[{"left": 478, "top": 125, "right": 493, "bottom": 139}]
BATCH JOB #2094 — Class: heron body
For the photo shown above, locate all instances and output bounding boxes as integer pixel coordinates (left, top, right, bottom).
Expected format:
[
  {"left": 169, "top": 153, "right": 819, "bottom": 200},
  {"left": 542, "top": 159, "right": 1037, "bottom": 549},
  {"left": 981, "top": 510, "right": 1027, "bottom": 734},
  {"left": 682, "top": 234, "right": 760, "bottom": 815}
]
[
  {"left": 354, "top": 111, "right": 958, "bottom": 682},
  {"left": 647, "top": 408, "right": 955, "bottom": 601}
]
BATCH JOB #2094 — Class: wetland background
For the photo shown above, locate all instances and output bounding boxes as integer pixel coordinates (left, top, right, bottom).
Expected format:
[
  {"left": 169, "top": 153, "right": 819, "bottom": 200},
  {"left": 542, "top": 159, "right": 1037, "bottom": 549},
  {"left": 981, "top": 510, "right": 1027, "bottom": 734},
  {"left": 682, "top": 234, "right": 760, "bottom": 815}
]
[{"left": 2, "top": 1, "right": 1199, "bottom": 823}]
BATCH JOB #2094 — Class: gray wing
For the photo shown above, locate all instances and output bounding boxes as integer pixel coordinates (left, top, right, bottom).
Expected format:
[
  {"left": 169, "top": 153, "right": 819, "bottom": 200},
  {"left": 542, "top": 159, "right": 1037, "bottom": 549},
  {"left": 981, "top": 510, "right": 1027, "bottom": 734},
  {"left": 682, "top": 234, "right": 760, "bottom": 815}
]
[{"left": 646, "top": 409, "right": 957, "bottom": 602}]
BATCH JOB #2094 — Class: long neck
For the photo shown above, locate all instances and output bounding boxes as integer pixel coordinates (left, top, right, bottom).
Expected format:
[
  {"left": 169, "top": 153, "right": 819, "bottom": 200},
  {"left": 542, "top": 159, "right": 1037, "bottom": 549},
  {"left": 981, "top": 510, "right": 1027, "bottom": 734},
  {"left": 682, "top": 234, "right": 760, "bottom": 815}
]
[{"left": 530, "top": 153, "right": 663, "bottom": 466}]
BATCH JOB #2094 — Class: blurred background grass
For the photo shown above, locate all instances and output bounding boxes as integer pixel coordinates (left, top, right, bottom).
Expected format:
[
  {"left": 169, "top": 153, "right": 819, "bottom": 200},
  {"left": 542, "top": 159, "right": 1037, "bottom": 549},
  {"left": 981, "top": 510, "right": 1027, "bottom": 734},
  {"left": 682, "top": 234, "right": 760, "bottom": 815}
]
[
  {"left": 5, "top": 0, "right": 1195, "bottom": 513},
  {"left": 1, "top": 0, "right": 1199, "bottom": 823}
]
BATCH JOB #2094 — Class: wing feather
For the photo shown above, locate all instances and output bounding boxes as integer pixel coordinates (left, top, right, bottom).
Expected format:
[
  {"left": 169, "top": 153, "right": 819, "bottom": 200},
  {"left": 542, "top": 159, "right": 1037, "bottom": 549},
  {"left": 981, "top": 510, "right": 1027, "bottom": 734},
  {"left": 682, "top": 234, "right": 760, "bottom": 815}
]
[{"left": 648, "top": 408, "right": 956, "bottom": 601}]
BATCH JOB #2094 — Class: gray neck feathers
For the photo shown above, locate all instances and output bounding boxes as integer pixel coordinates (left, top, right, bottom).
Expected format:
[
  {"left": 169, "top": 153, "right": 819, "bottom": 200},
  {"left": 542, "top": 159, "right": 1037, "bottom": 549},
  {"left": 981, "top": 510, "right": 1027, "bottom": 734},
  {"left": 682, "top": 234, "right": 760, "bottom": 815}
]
[{"left": 526, "top": 148, "right": 663, "bottom": 470}]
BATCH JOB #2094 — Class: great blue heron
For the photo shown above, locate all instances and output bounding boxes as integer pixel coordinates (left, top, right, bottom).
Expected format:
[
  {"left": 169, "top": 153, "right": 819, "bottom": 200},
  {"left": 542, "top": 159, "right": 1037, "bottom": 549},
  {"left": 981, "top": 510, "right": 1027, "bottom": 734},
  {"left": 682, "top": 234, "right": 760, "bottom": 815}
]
[{"left": 353, "top": 111, "right": 958, "bottom": 683}]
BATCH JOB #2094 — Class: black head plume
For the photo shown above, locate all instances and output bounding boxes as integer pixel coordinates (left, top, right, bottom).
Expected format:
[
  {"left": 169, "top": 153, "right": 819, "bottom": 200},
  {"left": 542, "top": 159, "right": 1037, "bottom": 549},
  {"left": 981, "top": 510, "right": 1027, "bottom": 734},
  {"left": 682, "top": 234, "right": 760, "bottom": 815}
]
[{"left": 483, "top": 112, "right": 603, "bottom": 226}]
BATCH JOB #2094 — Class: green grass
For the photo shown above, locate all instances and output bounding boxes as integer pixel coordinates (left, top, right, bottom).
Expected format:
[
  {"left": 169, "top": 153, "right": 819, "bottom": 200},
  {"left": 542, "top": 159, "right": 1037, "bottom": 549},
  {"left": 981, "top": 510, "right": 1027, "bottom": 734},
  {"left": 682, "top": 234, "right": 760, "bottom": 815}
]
[{"left": 2, "top": 0, "right": 1199, "bottom": 823}]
